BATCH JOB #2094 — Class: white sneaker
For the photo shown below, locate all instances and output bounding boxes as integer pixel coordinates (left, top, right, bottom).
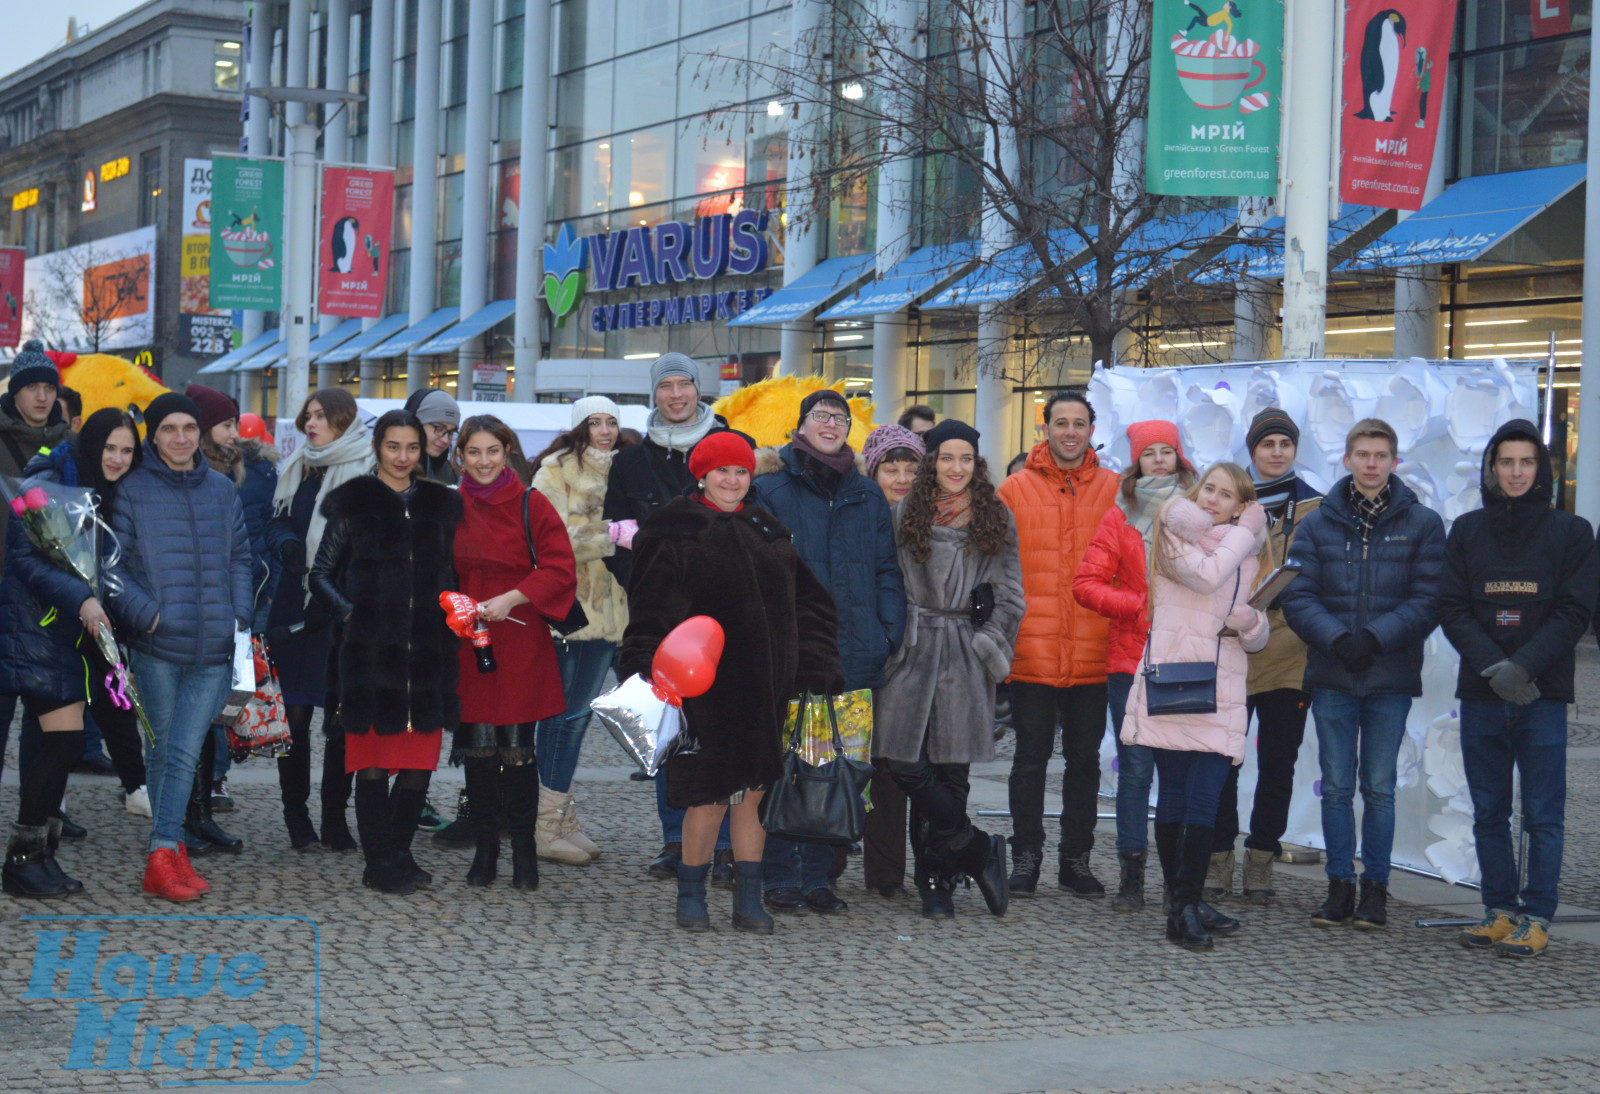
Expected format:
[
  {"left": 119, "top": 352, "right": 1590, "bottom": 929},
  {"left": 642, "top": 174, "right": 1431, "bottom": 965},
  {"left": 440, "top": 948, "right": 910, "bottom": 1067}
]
[{"left": 122, "top": 785, "right": 152, "bottom": 818}]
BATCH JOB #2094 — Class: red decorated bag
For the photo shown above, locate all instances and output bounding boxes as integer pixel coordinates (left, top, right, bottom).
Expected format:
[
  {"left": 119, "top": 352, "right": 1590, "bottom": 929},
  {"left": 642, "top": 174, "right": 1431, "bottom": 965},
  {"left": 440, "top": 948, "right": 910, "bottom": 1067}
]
[{"left": 226, "top": 637, "right": 293, "bottom": 760}]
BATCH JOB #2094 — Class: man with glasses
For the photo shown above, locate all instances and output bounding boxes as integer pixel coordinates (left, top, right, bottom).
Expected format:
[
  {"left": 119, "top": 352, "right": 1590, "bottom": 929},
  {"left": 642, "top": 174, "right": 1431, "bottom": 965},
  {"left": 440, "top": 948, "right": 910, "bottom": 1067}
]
[
  {"left": 403, "top": 388, "right": 460, "bottom": 485},
  {"left": 752, "top": 389, "right": 905, "bottom": 915}
]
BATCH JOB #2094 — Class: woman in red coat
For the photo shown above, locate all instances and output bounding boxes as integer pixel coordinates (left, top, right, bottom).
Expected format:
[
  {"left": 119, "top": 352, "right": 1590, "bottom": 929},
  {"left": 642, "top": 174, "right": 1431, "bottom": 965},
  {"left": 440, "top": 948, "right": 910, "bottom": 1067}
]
[
  {"left": 453, "top": 416, "right": 577, "bottom": 891},
  {"left": 1071, "top": 420, "right": 1194, "bottom": 912}
]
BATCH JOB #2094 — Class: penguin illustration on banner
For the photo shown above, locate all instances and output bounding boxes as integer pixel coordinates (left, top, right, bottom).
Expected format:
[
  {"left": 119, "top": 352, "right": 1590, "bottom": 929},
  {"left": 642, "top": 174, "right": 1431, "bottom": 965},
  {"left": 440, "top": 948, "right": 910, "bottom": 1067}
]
[
  {"left": 1354, "top": 9, "right": 1407, "bottom": 121},
  {"left": 329, "top": 215, "right": 359, "bottom": 273}
]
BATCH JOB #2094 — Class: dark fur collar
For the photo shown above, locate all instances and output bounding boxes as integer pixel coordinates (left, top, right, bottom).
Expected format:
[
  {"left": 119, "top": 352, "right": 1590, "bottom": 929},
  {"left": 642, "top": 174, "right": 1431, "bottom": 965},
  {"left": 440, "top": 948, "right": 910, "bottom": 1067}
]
[
  {"left": 321, "top": 473, "right": 462, "bottom": 523},
  {"left": 644, "top": 494, "right": 792, "bottom": 543}
]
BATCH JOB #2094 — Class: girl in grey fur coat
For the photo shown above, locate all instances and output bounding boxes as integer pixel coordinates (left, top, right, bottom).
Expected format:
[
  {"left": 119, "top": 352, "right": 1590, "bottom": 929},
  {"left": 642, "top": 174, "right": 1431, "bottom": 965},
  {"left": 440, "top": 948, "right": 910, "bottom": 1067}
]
[{"left": 873, "top": 420, "right": 1025, "bottom": 921}]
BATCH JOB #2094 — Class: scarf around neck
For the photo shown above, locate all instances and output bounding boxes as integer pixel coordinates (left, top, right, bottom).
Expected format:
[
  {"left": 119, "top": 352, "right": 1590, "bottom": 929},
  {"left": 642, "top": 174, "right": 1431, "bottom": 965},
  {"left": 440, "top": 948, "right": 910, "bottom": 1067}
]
[
  {"left": 1122, "top": 474, "right": 1184, "bottom": 544},
  {"left": 1349, "top": 478, "right": 1392, "bottom": 544},
  {"left": 272, "top": 417, "right": 375, "bottom": 589},
  {"left": 647, "top": 401, "right": 716, "bottom": 453},
  {"left": 1251, "top": 466, "right": 1298, "bottom": 519},
  {"left": 791, "top": 435, "right": 857, "bottom": 478},
  {"left": 933, "top": 488, "right": 972, "bottom": 528},
  {"left": 461, "top": 465, "right": 518, "bottom": 501}
]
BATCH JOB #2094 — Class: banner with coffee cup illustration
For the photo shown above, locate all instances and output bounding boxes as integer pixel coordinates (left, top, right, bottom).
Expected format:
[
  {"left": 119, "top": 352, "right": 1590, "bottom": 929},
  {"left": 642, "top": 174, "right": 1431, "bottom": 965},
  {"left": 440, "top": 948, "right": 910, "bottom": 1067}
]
[
  {"left": 210, "top": 156, "right": 284, "bottom": 310},
  {"left": 1146, "top": 0, "right": 1282, "bottom": 197},
  {"left": 317, "top": 166, "right": 395, "bottom": 318},
  {"left": 1338, "top": 0, "right": 1455, "bottom": 211}
]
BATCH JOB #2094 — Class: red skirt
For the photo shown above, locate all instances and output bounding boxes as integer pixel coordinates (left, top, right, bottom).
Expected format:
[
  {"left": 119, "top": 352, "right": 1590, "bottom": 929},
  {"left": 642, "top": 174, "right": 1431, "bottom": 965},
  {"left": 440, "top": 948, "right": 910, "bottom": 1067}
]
[{"left": 344, "top": 728, "right": 443, "bottom": 773}]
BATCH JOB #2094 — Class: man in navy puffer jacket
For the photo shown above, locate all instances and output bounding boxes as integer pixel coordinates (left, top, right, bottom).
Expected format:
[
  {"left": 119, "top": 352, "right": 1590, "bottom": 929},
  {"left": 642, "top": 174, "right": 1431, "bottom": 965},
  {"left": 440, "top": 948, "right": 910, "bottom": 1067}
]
[
  {"left": 105, "top": 392, "right": 252, "bottom": 901},
  {"left": 751, "top": 388, "right": 906, "bottom": 914},
  {"left": 1279, "top": 418, "right": 1444, "bottom": 933}
]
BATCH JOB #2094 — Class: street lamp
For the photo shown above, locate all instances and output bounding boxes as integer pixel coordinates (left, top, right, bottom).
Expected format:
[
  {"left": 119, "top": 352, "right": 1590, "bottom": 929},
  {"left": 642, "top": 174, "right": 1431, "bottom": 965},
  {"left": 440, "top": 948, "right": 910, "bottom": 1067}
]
[{"left": 246, "top": 86, "right": 364, "bottom": 427}]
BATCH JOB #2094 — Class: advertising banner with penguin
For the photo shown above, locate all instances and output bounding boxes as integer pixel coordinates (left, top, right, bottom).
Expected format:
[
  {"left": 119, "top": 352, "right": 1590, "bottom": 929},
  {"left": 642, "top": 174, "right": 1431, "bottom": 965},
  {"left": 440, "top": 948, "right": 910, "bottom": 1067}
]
[
  {"left": 1338, "top": 0, "right": 1455, "bottom": 211},
  {"left": 0, "top": 246, "right": 22, "bottom": 348},
  {"left": 317, "top": 166, "right": 395, "bottom": 318},
  {"left": 1146, "top": 0, "right": 1283, "bottom": 196}
]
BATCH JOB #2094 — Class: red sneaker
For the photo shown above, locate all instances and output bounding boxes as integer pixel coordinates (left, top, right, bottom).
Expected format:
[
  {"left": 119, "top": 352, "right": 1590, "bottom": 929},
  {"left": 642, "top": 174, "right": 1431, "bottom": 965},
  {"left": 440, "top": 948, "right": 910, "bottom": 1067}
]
[
  {"left": 142, "top": 850, "right": 199, "bottom": 902},
  {"left": 175, "top": 844, "right": 211, "bottom": 895}
]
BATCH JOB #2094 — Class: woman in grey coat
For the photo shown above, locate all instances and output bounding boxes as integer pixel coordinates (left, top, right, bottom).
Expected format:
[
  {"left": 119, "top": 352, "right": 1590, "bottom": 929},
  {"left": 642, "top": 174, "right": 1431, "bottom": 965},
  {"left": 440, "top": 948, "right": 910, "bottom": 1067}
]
[{"left": 875, "top": 420, "right": 1025, "bottom": 921}]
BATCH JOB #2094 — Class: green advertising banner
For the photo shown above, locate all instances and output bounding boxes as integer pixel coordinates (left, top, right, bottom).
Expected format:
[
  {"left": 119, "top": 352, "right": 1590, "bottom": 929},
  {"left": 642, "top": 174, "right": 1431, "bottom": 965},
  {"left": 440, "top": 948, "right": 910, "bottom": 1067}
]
[
  {"left": 1145, "top": 0, "right": 1283, "bottom": 197},
  {"left": 209, "top": 156, "right": 284, "bottom": 310}
]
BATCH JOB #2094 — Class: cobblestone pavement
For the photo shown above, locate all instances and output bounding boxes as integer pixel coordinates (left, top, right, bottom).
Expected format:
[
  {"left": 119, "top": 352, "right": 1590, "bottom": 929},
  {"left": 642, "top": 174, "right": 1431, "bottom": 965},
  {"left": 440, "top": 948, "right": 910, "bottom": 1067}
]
[{"left": 1, "top": 650, "right": 1598, "bottom": 1093}]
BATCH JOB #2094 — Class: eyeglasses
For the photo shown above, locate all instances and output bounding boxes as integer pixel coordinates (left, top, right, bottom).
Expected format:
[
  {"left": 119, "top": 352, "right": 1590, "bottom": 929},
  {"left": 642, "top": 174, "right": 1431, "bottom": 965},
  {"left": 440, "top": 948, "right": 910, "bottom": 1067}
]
[{"left": 807, "top": 409, "right": 850, "bottom": 427}]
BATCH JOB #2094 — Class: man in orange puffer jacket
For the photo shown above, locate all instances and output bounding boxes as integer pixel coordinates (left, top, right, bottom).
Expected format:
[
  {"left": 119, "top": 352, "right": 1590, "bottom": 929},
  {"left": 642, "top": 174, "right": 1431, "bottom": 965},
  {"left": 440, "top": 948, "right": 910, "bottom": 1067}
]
[{"left": 997, "top": 391, "right": 1119, "bottom": 896}]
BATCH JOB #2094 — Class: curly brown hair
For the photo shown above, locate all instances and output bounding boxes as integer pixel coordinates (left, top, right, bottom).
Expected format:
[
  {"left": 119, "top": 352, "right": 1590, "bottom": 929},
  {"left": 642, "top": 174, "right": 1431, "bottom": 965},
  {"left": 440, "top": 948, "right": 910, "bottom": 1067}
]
[{"left": 898, "top": 449, "right": 1010, "bottom": 563}]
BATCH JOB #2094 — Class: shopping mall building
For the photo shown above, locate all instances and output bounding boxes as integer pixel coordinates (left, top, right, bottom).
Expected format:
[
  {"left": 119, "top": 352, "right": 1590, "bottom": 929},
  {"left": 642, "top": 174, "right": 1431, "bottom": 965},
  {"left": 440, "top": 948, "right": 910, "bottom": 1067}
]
[{"left": 0, "top": 0, "right": 1590, "bottom": 457}]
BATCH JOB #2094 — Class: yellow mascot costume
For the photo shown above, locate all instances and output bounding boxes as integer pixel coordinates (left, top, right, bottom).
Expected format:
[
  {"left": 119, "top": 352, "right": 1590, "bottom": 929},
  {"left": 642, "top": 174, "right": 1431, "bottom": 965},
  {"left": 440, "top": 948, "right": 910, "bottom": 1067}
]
[
  {"left": 47, "top": 351, "right": 171, "bottom": 431},
  {"left": 712, "top": 375, "right": 875, "bottom": 450}
]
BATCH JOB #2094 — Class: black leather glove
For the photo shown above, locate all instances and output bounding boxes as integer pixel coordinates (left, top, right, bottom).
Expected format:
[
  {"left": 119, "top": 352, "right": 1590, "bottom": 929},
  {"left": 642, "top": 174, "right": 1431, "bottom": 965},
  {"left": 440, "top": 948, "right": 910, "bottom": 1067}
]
[
  {"left": 1332, "top": 631, "right": 1379, "bottom": 674},
  {"left": 1481, "top": 660, "right": 1539, "bottom": 705}
]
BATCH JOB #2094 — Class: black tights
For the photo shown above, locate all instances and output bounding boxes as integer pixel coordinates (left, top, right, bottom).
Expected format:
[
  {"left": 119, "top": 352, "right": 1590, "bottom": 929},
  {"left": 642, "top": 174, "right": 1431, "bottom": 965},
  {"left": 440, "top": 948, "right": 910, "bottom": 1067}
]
[
  {"left": 19, "top": 726, "right": 84, "bottom": 829},
  {"left": 357, "top": 767, "right": 432, "bottom": 791}
]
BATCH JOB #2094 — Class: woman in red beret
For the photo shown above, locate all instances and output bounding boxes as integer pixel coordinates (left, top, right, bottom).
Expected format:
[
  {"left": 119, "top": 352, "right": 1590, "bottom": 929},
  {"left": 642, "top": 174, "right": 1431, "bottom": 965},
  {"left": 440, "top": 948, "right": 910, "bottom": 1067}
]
[{"left": 620, "top": 430, "right": 843, "bottom": 935}]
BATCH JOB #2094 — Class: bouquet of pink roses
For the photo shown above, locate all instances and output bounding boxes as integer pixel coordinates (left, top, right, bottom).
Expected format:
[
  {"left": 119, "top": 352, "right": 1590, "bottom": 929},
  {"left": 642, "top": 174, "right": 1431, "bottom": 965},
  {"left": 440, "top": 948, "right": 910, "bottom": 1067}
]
[{"left": 2, "top": 477, "right": 101, "bottom": 591}]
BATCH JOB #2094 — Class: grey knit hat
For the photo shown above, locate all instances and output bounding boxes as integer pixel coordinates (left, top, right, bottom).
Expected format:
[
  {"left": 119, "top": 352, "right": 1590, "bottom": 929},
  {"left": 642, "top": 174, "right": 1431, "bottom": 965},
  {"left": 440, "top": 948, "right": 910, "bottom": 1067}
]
[{"left": 649, "top": 352, "right": 699, "bottom": 391}]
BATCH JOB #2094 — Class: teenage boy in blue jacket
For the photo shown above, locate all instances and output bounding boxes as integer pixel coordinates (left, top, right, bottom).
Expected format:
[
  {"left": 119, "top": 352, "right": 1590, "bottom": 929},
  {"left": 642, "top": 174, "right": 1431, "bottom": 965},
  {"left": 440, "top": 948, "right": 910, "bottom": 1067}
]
[
  {"left": 752, "top": 389, "right": 906, "bottom": 915},
  {"left": 1279, "top": 418, "right": 1445, "bottom": 931},
  {"left": 1438, "top": 419, "right": 1596, "bottom": 958}
]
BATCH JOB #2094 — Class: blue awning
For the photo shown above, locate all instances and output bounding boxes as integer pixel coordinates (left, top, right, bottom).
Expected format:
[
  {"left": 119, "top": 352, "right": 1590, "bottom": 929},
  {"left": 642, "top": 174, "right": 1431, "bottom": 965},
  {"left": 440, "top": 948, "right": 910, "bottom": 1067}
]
[
  {"left": 921, "top": 230, "right": 1094, "bottom": 310},
  {"left": 365, "top": 307, "right": 460, "bottom": 360},
  {"left": 726, "top": 255, "right": 875, "bottom": 327},
  {"left": 317, "top": 312, "right": 410, "bottom": 365},
  {"left": 1342, "top": 164, "right": 1585, "bottom": 270},
  {"left": 413, "top": 299, "right": 517, "bottom": 355},
  {"left": 196, "top": 327, "right": 278, "bottom": 374},
  {"left": 308, "top": 317, "right": 365, "bottom": 362},
  {"left": 1193, "top": 205, "right": 1383, "bottom": 284},
  {"left": 1106, "top": 208, "right": 1237, "bottom": 286},
  {"left": 817, "top": 242, "right": 981, "bottom": 320},
  {"left": 233, "top": 330, "right": 285, "bottom": 373}
]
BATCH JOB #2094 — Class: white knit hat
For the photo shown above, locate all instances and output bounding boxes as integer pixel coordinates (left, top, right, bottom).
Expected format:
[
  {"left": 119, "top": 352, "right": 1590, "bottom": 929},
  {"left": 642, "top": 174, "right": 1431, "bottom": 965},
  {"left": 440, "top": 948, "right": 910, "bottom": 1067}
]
[{"left": 571, "top": 394, "right": 622, "bottom": 429}]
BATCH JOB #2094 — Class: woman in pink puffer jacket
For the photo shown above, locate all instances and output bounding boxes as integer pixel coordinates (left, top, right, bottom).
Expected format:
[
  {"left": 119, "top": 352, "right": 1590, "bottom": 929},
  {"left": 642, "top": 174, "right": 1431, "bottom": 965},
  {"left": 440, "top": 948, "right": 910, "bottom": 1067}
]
[{"left": 1123, "top": 463, "right": 1271, "bottom": 952}]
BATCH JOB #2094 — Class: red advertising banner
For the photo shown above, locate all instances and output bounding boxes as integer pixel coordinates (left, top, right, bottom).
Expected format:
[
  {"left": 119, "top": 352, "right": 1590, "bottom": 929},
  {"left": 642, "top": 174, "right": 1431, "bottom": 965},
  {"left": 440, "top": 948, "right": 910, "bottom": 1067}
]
[
  {"left": 1338, "top": 1, "right": 1456, "bottom": 211},
  {"left": 1530, "top": 0, "right": 1572, "bottom": 38},
  {"left": 317, "top": 166, "right": 394, "bottom": 317},
  {"left": 0, "top": 247, "right": 22, "bottom": 348}
]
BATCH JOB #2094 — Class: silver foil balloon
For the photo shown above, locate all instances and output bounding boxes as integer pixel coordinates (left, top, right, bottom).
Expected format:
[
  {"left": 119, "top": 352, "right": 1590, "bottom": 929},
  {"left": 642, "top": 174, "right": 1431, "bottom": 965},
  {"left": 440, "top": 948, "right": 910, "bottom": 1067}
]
[{"left": 591, "top": 673, "right": 685, "bottom": 776}]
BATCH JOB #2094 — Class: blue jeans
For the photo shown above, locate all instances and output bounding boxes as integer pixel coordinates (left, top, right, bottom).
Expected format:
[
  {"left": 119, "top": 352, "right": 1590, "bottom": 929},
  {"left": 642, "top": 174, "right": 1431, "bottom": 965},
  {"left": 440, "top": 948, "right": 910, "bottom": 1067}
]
[
  {"left": 131, "top": 652, "right": 233, "bottom": 853},
  {"left": 536, "top": 639, "right": 616, "bottom": 794},
  {"left": 1459, "top": 698, "right": 1567, "bottom": 921},
  {"left": 656, "top": 772, "right": 730, "bottom": 850},
  {"left": 1108, "top": 673, "right": 1153, "bottom": 853},
  {"left": 212, "top": 723, "right": 232, "bottom": 780},
  {"left": 1151, "top": 748, "right": 1231, "bottom": 826},
  {"left": 1312, "top": 689, "right": 1411, "bottom": 884},
  {"left": 762, "top": 837, "right": 835, "bottom": 894}
]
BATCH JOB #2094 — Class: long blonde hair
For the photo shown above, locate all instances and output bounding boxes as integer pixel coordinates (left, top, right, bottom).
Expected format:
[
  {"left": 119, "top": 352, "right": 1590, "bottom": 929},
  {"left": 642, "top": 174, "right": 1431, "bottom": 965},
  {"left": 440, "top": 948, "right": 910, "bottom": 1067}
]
[{"left": 1150, "top": 462, "right": 1274, "bottom": 587}]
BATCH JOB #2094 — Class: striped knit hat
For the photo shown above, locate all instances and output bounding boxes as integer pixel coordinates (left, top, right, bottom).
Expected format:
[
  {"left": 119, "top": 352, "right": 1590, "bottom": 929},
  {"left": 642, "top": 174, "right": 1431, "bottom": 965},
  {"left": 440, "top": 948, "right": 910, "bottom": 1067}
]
[{"left": 1246, "top": 407, "right": 1299, "bottom": 453}]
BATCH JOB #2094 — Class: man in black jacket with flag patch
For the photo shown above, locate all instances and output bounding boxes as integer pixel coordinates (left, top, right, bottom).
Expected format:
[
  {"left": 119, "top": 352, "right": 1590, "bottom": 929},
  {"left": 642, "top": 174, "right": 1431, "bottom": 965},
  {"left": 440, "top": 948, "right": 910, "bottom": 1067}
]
[{"left": 1438, "top": 419, "right": 1596, "bottom": 959}]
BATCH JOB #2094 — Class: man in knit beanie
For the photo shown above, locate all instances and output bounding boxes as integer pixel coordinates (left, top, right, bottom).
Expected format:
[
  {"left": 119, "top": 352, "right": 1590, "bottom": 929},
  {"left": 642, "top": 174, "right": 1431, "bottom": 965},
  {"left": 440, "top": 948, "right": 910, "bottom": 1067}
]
[{"left": 402, "top": 388, "right": 461, "bottom": 485}]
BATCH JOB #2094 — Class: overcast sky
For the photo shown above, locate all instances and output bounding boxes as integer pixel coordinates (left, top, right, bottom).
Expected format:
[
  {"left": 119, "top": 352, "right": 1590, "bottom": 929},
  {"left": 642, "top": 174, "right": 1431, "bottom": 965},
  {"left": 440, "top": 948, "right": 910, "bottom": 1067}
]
[{"left": 1, "top": 3, "right": 157, "bottom": 85}]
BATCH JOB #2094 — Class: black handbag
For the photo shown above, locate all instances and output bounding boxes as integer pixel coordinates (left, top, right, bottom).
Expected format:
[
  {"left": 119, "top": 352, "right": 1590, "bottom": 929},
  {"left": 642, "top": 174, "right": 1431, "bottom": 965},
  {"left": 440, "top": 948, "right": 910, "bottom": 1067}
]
[
  {"left": 522, "top": 487, "right": 590, "bottom": 637},
  {"left": 759, "top": 694, "right": 875, "bottom": 847},
  {"left": 1140, "top": 572, "right": 1239, "bottom": 717}
]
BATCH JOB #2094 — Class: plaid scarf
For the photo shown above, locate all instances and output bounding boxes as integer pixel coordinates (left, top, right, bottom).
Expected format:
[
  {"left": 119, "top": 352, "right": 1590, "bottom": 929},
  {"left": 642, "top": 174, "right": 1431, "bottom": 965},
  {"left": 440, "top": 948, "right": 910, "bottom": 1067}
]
[{"left": 1349, "top": 478, "right": 1392, "bottom": 545}]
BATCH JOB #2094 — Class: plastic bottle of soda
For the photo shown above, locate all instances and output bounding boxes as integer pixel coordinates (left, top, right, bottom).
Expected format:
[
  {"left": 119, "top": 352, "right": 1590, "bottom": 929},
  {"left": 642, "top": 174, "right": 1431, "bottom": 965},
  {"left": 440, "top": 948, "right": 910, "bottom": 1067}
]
[{"left": 471, "top": 619, "right": 497, "bottom": 674}]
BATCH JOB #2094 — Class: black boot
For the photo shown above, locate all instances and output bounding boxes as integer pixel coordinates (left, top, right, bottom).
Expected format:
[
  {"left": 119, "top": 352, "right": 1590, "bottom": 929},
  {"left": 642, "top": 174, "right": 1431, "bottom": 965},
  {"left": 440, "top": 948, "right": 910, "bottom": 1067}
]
[
  {"left": 3, "top": 824, "right": 71, "bottom": 899},
  {"left": 44, "top": 818, "right": 84, "bottom": 894},
  {"left": 1353, "top": 877, "right": 1389, "bottom": 931},
  {"left": 1154, "top": 822, "right": 1180, "bottom": 915},
  {"left": 1058, "top": 848, "right": 1106, "bottom": 897},
  {"left": 500, "top": 762, "right": 540, "bottom": 890},
  {"left": 463, "top": 757, "right": 499, "bottom": 887},
  {"left": 432, "top": 789, "right": 476, "bottom": 847},
  {"left": 278, "top": 707, "right": 318, "bottom": 849},
  {"left": 320, "top": 725, "right": 357, "bottom": 852},
  {"left": 952, "top": 828, "right": 1008, "bottom": 917},
  {"left": 1112, "top": 851, "right": 1146, "bottom": 913},
  {"left": 1311, "top": 877, "right": 1357, "bottom": 927},
  {"left": 1169, "top": 825, "right": 1217, "bottom": 950},
  {"left": 731, "top": 861, "right": 774, "bottom": 933},
  {"left": 354, "top": 778, "right": 415, "bottom": 894},
  {"left": 1007, "top": 843, "right": 1041, "bottom": 895},
  {"left": 676, "top": 861, "right": 711, "bottom": 931},
  {"left": 1180, "top": 825, "right": 1238, "bottom": 935},
  {"left": 189, "top": 734, "right": 243, "bottom": 854},
  {"left": 388, "top": 783, "right": 433, "bottom": 889}
]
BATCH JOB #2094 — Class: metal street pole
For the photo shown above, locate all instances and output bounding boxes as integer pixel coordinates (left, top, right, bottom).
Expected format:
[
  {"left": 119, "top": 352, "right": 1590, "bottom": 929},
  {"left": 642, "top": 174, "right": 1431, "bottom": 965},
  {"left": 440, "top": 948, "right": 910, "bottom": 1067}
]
[
  {"left": 511, "top": 0, "right": 550, "bottom": 401},
  {"left": 1574, "top": 51, "right": 1600, "bottom": 525},
  {"left": 282, "top": 119, "right": 319, "bottom": 426},
  {"left": 1279, "top": 0, "right": 1336, "bottom": 360}
]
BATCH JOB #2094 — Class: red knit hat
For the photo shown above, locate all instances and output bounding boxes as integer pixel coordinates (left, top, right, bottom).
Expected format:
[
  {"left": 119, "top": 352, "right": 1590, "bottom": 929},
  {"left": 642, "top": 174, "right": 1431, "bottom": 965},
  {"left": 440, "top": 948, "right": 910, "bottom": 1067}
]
[
  {"left": 1126, "top": 420, "right": 1187, "bottom": 469},
  {"left": 689, "top": 431, "right": 756, "bottom": 480}
]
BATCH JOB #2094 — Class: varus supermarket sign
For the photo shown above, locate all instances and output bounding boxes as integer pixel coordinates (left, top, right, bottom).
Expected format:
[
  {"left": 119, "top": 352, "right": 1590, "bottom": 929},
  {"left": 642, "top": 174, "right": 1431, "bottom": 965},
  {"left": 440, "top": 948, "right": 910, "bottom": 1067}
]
[{"left": 543, "top": 210, "right": 772, "bottom": 330}]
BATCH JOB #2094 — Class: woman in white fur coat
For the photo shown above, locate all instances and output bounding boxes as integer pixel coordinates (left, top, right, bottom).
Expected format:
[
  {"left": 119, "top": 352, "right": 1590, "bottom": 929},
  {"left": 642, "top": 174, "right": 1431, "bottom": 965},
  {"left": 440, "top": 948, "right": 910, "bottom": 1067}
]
[
  {"left": 529, "top": 396, "right": 633, "bottom": 865},
  {"left": 1123, "top": 463, "right": 1271, "bottom": 952}
]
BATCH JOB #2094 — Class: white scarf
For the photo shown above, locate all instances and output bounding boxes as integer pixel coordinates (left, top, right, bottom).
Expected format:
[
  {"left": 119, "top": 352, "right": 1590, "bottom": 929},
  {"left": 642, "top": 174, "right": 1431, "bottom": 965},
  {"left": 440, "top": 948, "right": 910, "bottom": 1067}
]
[
  {"left": 272, "top": 416, "right": 375, "bottom": 576},
  {"left": 1120, "top": 473, "right": 1185, "bottom": 546},
  {"left": 646, "top": 401, "right": 716, "bottom": 452}
]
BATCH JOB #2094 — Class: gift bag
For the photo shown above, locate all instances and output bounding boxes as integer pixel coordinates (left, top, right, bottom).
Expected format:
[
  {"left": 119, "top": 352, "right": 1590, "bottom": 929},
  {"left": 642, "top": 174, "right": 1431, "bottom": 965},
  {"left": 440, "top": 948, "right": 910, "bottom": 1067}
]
[
  {"left": 787, "top": 689, "right": 873, "bottom": 767},
  {"left": 226, "top": 637, "right": 293, "bottom": 760}
]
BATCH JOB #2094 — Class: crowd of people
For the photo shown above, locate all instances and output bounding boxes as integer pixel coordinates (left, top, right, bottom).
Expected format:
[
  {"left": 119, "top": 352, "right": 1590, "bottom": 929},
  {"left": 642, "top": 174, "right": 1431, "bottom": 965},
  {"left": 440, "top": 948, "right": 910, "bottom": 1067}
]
[{"left": 0, "top": 337, "right": 1590, "bottom": 959}]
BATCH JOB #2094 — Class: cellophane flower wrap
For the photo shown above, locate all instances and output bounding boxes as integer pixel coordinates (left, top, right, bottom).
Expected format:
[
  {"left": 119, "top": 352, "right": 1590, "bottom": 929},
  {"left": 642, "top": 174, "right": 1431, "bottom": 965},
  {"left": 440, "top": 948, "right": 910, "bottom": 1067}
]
[{"left": 1, "top": 475, "right": 102, "bottom": 592}]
